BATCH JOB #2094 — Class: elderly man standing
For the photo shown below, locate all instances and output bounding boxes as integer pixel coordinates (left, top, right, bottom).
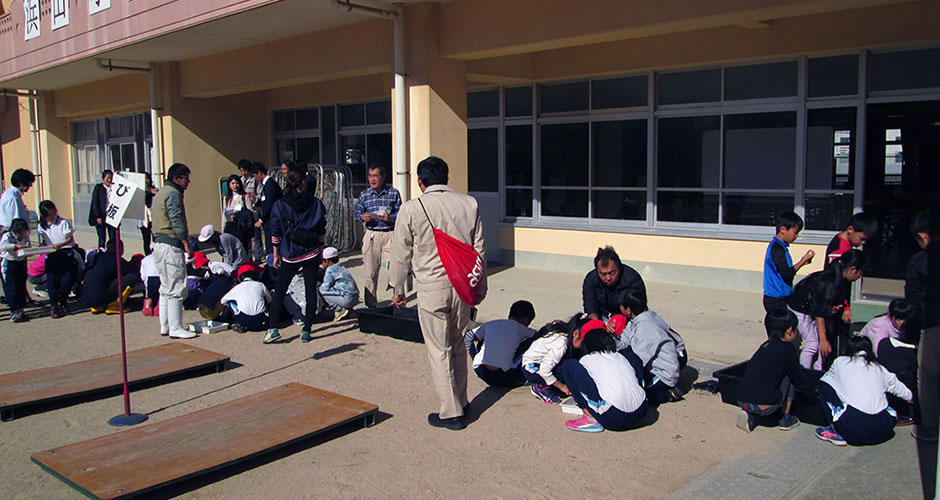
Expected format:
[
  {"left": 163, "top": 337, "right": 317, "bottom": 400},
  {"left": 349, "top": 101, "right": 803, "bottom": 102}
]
[
  {"left": 354, "top": 163, "right": 402, "bottom": 308},
  {"left": 390, "top": 156, "right": 486, "bottom": 431},
  {"left": 152, "top": 163, "right": 195, "bottom": 339}
]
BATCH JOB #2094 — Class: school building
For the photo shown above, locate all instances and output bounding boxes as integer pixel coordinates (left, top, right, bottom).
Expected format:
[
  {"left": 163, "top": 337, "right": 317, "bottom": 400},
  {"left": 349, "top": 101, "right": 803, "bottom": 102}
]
[{"left": 1, "top": 0, "right": 938, "bottom": 297}]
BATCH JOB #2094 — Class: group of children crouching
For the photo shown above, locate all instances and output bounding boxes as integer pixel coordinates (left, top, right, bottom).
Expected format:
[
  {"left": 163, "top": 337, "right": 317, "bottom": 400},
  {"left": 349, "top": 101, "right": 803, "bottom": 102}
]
[
  {"left": 0, "top": 202, "right": 359, "bottom": 337},
  {"left": 465, "top": 291, "right": 687, "bottom": 433},
  {"left": 738, "top": 210, "right": 925, "bottom": 446}
]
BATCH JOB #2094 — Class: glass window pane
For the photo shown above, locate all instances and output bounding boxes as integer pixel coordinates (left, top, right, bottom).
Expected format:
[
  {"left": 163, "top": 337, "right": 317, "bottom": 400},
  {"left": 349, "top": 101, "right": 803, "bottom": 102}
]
[
  {"left": 592, "top": 76, "right": 647, "bottom": 109},
  {"left": 121, "top": 144, "right": 136, "bottom": 173},
  {"left": 724, "top": 61, "right": 798, "bottom": 100},
  {"left": 274, "top": 111, "right": 294, "bottom": 132},
  {"left": 723, "top": 194, "right": 794, "bottom": 226},
  {"left": 592, "top": 119, "right": 647, "bottom": 188},
  {"left": 109, "top": 144, "right": 122, "bottom": 171},
  {"left": 657, "top": 116, "right": 721, "bottom": 188},
  {"left": 541, "top": 189, "right": 587, "bottom": 217},
  {"left": 295, "top": 108, "right": 318, "bottom": 130},
  {"left": 808, "top": 55, "right": 859, "bottom": 97},
  {"left": 505, "top": 125, "right": 532, "bottom": 186},
  {"left": 468, "top": 128, "right": 498, "bottom": 192},
  {"left": 870, "top": 48, "right": 940, "bottom": 92},
  {"left": 593, "top": 191, "right": 646, "bottom": 220},
  {"left": 341, "top": 134, "right": 366, "bottom": 185},
  {"left": 806, "top": 108, "right": 856, "bottom": 190},
  {"left": 539, "top": 81, "right": 588, "bottom": 113},
  {"left": 540, "top": 122, "right": 588, "bottom": 187},
  {"left": 296, "top": 137, "right": 319, "bottom": 165},
  {"left": 322, "top": 106, "right": 336, "bottom": 165},
  {"left": 505, "top": 86, "right": 532, "bottom": 117},
  {"left": 506, "top": 188, "right": 533, "bottom": 217},
  {"left": 723, "top": 112, "right": 796, "bottom": 190},
  {"left": 366, "top": 101, "right": 391, "bottom": 124},
  {"left": 366, "top": 133, "right": 392, "bottom": 171},
  {"left": 805, "top": 192, "right": 854, "bottom": 230},
  {"left": 468, "top": 90, "right": 499, "bottom": 118},
  {"left": 656, "top": 191, "right": 718, "bottom": 223},
  {"left": 657, "top": 69, "right": 721, "bottom": 105},
  {"left": 340, "top": 104, "right": 365, "bottom": 127},
  {"left": 277, "top": 138, "right": 296, "bottom": 164}
]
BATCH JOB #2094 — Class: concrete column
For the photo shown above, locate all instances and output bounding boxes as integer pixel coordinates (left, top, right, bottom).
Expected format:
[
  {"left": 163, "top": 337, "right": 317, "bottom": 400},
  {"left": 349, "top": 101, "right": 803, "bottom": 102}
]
[{"left": 404, "top": 2, "right": 468, "bottom": 199}]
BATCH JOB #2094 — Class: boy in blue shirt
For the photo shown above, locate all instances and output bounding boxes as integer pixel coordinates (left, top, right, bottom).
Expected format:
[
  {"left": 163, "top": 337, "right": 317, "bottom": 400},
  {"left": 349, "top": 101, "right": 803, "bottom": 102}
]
[{"left": 763, "top": 212, "right": 815, "bottom": 314}]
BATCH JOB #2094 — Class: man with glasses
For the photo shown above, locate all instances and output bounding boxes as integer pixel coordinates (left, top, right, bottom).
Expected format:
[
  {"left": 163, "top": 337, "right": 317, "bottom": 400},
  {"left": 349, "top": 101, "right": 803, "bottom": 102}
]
[{"left": 354, "top": 163, "right": 402, "bottom": 308}]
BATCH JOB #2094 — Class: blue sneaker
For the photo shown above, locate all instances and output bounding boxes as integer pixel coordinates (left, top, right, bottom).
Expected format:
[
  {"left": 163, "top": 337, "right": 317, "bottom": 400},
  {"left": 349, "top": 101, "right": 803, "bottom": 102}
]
[
  {"left": 815, "top": 426, "right": 847, "bottom": 446},
  {"left": 530, "top": 383, "right": 561, "bottom": 404},
  {"left": 263, "top": 329, "right": 281, "bottom": 344},
  {"left": 300, "top": 329, "right": 312, "bottom": 343}
]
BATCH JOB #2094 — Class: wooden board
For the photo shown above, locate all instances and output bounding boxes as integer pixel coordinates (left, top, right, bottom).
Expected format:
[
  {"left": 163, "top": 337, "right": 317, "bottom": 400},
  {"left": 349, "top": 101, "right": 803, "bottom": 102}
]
[
  {"left": 32, "top": 383, "right": 378, "bottom": 500},
  {"left": 0, "top": 343, "right": 228, "bottom": 421}
]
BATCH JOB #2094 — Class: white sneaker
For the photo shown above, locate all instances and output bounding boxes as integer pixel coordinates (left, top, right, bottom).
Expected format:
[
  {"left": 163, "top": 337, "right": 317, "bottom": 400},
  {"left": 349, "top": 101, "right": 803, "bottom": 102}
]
[{"left": 169, "top": 329, "right": 197, "bottom": 339}]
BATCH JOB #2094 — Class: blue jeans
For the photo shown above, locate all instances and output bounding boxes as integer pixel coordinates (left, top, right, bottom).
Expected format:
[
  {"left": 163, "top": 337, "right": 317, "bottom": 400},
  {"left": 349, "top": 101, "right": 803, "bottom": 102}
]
[{"left": 560, "top": 358, "right": 648, "bottom": 431}]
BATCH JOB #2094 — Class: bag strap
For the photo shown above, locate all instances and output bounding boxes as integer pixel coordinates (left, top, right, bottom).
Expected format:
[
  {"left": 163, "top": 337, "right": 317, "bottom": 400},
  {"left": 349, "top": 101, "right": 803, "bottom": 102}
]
[{"left": 416, "top": 198, "right": 436, "bottom": 230}]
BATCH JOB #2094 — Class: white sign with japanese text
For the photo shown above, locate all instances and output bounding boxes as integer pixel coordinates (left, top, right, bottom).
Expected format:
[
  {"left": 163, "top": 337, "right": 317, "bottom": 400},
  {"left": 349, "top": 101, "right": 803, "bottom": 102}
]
[
  {"left": 23, "top": 0, "right": 40, "bottom": 41},
  {"left": 89, "top": 0, "right": 111, "bottom": 16},
  {"left": 51, "top": 0, "right": 70, "bottom": 31},
  {"left": 106, "top": 173, "right": 144, "bottom": 228}
]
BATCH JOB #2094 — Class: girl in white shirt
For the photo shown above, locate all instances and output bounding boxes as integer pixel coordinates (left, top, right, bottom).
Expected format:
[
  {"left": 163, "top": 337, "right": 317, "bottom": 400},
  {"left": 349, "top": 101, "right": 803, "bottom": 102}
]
[
  {"left": 815, "top": 335, "right": 913, "bottom": 446},
  {"left": 221, "top": 266, "right": 271, "bottom": 332},
  {"left": 523, "top": 319, "right": 573, "bottom": 404},
  {"left": 559, "top": 316, "right": 648, "bottom": 432},
  {"left": 38, "top": 200, "right": 76, "bottom": 318}
]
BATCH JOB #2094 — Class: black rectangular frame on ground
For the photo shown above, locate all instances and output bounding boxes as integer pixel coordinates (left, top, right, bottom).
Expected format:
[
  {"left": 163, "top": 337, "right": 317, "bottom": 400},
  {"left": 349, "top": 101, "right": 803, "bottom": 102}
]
[
  {"left": 357, "top": 306, "right": 424, "bottom": 343},
  {"left": 714, "top": 361, "right": 827, "bottom": 426}
]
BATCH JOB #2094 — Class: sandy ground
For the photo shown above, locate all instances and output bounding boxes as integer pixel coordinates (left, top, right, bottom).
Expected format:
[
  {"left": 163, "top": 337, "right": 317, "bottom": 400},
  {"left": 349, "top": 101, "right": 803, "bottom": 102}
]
[{"left": 0, "top": 231, "right": 788, "bottom": 499}]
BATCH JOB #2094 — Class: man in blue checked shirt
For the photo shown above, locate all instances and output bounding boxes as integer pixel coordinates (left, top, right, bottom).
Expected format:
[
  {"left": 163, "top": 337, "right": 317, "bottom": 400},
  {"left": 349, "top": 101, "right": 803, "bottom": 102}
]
[{"left": 354, "top": 163, "right": 402, "bottom": 308}]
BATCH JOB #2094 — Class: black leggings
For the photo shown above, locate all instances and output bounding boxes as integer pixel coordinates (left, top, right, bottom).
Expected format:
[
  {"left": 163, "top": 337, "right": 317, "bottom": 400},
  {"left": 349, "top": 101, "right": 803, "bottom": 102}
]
[{"left": 269, "top": 257, "right": 320, "bottom": 330}]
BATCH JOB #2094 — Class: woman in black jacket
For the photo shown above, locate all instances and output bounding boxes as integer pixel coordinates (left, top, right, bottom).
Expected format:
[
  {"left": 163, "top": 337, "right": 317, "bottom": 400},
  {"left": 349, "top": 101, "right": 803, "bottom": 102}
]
[
  {"left": 88, "top": 170, "right": 115, "bottom": 249},
  {"left": 264, "top": 167, "right": 327, "bottom": 344}
]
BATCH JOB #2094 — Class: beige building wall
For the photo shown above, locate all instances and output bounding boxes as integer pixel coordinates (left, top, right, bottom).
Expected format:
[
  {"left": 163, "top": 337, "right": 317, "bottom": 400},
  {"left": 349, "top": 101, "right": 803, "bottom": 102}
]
[{"left": 0, "top": 96, "right": 37, "bottom": 213}]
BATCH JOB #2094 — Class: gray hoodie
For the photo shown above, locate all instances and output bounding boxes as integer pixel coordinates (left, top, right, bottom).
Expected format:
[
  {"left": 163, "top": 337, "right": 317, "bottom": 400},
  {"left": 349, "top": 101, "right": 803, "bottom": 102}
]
[{"left": 617, "top": 310, "right": 682, "bottom": 388}]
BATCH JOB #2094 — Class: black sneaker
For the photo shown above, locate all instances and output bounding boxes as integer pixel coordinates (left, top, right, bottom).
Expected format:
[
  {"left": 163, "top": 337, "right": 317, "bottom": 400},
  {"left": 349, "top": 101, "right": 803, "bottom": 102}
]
[
  {"left": 11, "top": 310, "right": 29, "bottom": 323},
  {"left": 231, "top": 324, "right": 247, "bottom": 333},
  {"left": 428, "top": 413, "right": 466, "bottom": 431},
  {"left": 778, "top": 414, "right": 800, "bottom": 430}
]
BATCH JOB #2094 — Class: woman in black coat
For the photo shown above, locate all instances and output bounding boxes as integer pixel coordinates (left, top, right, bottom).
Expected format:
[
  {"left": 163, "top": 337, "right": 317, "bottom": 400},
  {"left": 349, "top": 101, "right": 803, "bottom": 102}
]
[{"left": 88, "top": 169, "right": 115, "bottom": 249}]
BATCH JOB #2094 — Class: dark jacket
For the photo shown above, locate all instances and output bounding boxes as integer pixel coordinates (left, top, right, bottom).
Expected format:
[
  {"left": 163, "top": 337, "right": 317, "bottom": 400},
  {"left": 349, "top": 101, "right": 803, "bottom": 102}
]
[
  {"left": 270, "top": 190, "right": 327, "bottom": 263},
  {"left": 581, "top": 262, "right": 646, "bottom": 318},
  {"left": 737, "top": 337, "right": 816, "bottom": 406},
  {"left": 80, "top": 250, "right": 137, "bottom": 306},
  {"left": 88, "top": 183, "right": 109, "bottom": 226},
  {"left": 258, "top": 177, "right": 282, "bottom": 224},
  {"left": 906, "top": 242, "right": 940, "bottom": 329}
]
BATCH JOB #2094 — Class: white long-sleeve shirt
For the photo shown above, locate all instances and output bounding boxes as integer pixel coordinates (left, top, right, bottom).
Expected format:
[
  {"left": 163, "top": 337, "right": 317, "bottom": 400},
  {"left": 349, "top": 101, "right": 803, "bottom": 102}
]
[
  {"left": 521, "top": 332, "right": 568, "bottom": 385},
  {"left": 820, "top": 353, "right": 913, "bottom": 416},
  {"left": 0, "top": 230, "right": 29, "bottom": 261},
  {"left": 221, "top": 279, "right": 270, "bottom": 316}
]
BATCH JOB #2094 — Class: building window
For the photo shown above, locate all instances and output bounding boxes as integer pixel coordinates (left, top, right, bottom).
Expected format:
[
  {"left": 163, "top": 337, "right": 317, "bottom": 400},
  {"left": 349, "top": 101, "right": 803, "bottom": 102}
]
[
  {"left": 273, "top": 107, "right": 320, "bottom": 166},
  {"left": 71, "top": 113, "right": 151, "bottom": 195},
  {"left": 805, "top": 108, "right": 856, "bottom": 230}
]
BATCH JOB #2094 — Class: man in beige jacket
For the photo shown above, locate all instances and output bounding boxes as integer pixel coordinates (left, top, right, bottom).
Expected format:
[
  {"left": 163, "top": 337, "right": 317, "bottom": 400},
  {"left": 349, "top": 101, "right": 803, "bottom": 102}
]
[{"left": 390, "top": 156, "right": 487, "bottom": 431}]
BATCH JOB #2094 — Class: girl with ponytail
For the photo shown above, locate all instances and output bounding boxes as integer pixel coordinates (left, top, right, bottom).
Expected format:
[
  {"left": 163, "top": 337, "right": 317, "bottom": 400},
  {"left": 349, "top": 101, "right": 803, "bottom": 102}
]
[{"left": 786, "top": 249, "right": 866, "bottom": 369}]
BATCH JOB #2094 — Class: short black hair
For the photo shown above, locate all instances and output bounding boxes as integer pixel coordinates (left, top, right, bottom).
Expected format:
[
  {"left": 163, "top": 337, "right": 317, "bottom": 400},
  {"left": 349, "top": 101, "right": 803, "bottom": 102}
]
[
  {"left": 167, "top": 163, "right": 190, "bottom": 181},
  {"left": 508, "top": 300, "right": 535, "bottom": 321},
  {"left": 910, "top": 208, "right": 940, "bottom": 239},
  {"left": 280, "top": 159, "right": 295, "bottom": 170},
  {"left": 368, "top": 163, "right": 388, "bottom": 178},
  {"left": 888, "top": 298, "right": 916, "bottom": 321},
  {"left": 593, "top": 245, "right": 621, "bottom": 268},
  {"left": 847, "top": 212, "right": 878, "bottom": 238},
  {"left": 416, "top": 156, "right": 448, "bottom": 187},
  {"left": 764, "top": 308, "right": 798, "bottom": 339},
  {"left": 8, "top": 218, "right": 28, "bottom": 234},
  {"left": 621, "top": 289, "right": 648, "bottom": 315},
  {"left": 101, "top": 169, "right": 113, "bottom": 179},
  {"left": 237, "top": 159, "right": 252, "bottom": 172},
  {"left": 580, "top": 328, "right": 618, "bottom": 355},
  {"left": 775, "top": 211, "right": 803, "bottom": 232},
  {"left": 251, "top": 162, "right": 267, "bottom": 176},
  {"left": 11, "top": 169, "right": 35, "bottom": 188}
]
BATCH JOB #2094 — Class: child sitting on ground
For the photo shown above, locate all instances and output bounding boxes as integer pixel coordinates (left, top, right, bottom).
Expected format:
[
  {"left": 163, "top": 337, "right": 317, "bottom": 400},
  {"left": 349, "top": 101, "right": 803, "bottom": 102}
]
[
  {"left": 559, "top": 317, "right": 648, "bottom": 432},
  {"left": 736, "top": 308, "right": 817, "bottom": 432},
  {"left": 0, "top": 218, "right": 32, "bottom": 322},
  {"left": 465, "top": 300, "right": 537, "bottom": 387},
  {"left": 523, "top": 319, "right": 573, "bottom": 404},
  {"left": 763, "top": 211, "right": 814, "bottom": 313},
  {"left": 318, "top": 247, "right": 359, "bottom": 322},
  {"left": 815, "top": 336, "right": 913, "bottom": 446},
  {"left": 787, "top": 249, "right": 866, "bottom": 370},
  {"left": 221, "top": 264, "right": 271, "bottom": 333},
  {"left": 618, "top": 289, "right": 685, "bottom": 404},
  {"left": 858, "top": 298, "right": 917, "bottom": 426}
]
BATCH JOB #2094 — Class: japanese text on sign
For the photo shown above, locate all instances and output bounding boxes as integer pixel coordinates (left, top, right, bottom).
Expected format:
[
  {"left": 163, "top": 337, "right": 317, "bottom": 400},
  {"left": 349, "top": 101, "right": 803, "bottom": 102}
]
[
  {"left": 89, "top": 0, "right": 111, "bottom": 16},
  {"left": 105, "top": 173, "right": 144, "bottom": 228},
  {"left": 52, "top": 0, "right": 70, "bottom": 31},
  {"left": 23, "top": 0, "right": 40, "bottom": 41}
]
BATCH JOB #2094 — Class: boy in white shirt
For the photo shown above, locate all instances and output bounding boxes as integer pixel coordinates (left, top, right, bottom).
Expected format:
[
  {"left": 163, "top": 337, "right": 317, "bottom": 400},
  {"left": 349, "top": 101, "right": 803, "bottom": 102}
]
[{"left": 222, "top": 264, "right": 271, "bottom": 332}]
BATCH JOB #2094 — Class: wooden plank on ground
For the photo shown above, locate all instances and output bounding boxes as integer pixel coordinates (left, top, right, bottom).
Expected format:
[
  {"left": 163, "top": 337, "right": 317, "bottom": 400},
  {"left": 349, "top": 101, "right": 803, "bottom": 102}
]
[
  {"left": 0, "top": 343, "right": 229, "bottom": 420},
  {"left": 32, "top": 383, "right": 378, "bottom": 500}
]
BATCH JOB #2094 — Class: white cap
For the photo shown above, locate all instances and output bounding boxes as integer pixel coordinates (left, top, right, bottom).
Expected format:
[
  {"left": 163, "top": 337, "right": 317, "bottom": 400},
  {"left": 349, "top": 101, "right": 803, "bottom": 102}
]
[
  {"left": 322, "top": 247, "right": 339, "bottom": 260},
  {"left": 197, "top": 224, "right": 215, "bottom": 242}
]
